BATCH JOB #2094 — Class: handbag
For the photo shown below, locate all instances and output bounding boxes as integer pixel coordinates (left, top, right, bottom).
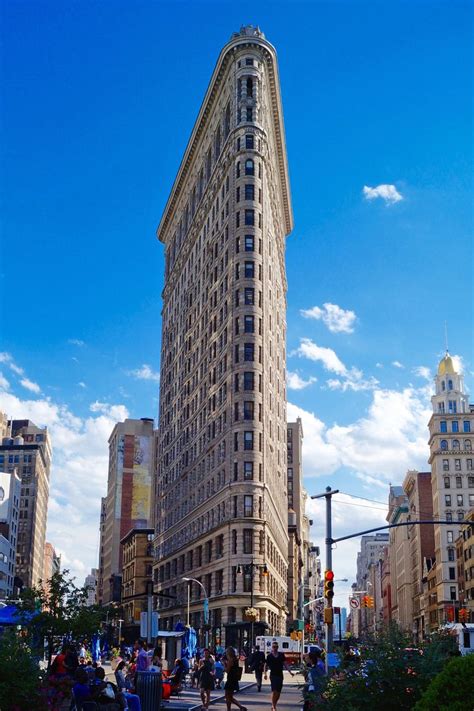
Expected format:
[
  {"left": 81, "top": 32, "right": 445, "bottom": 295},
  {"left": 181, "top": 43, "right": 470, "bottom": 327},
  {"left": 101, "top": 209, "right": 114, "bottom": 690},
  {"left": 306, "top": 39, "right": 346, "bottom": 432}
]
[{"left": 236, "top": 665, "right": 243, "bottom": 681}]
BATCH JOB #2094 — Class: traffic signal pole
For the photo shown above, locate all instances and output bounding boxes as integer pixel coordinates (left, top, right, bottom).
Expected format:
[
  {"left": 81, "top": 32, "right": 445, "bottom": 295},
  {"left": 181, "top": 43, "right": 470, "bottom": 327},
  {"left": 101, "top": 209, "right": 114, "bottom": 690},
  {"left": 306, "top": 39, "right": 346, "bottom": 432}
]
[{"left": 312, "top": 486, "right": 339, "bottom": 672}]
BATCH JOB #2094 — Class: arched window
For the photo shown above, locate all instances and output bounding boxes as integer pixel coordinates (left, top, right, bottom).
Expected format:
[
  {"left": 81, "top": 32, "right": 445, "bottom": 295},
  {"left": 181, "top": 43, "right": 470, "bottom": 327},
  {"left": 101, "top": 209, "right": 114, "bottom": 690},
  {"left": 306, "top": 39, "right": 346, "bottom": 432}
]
[
  {"left": 465, "top": 440, "right": 472, "bottom": 451},
  {"left": 442, "top": 381, "right": 446, "bottom": 391},
  {"left": 440, "top": 440, "right": 448, "bottom": 450},
  {"left": 236, "top": 161, "right": 241, "bottom": 178},
  {"left": 245, "top": 159, "right": 254, "bottom": 176},
  {"left": 453, "top": 439, "right": 460, "bottom": 450},
  {"left": 448, "top": 380, "right": 453, "bottom": 390}
]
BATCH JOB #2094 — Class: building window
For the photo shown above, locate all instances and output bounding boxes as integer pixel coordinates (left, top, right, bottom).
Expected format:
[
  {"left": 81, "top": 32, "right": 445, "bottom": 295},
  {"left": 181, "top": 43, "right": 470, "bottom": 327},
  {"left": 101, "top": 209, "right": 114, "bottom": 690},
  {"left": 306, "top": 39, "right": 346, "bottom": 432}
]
[
  {"left": 446, "top": 512, "right": 452, "bottom": 522},
  {"left": 440, "top": 421, "right": 447, "bottom": 433},
  {"left": 465, "top": 440, "right": 472, "bottom": 451},
  {"left": 245, "top": 235, "right": 254, "bottom": 251},
  {"left": 444, "top": 477, "right": 450, "bottom": 488},
  {"left": 244, "top": 432, "right": 254, "bottom": 450},
  {"left": 469, "top": 476, "right": 474, "bottom": 487},
  {"left": 441, "top": 440, "right": 448, "bottom": 450},
  {"left": 244, "top": 288, "right": 255, "bottom": 305},
  {"left": 244, "top": 495, "right": 253, "bottom": 517},
  {"left": 245, "top": 209, "right": 254, "bottom": 226},
  {"left": 449, "top": 400, "right": 457, "bottom": 414},
  {"left": 244, "top": 315, "right": 254, "bottom": 333},
  {"left": 457, "top": 494, "right": 463, "bottom": 506},
  {"left": 445, "top": 495, "right": 451, "bottom": 506},
  {"left": 243, "top": 529, "right": 253, "bottom": 554},
  {"left": 443, "top": 459, "right": 449, "bottom": 471},
  {"left": 457, "top": 511, "right": 464, "bottom": 521},
  {"left": 456, "top": 478, "right": 462, "bottom": 491},
  {"left": 244, "top": 462, "right": 254, "bottom": 480},
  {"left": 236, "top": 161, "right": 241, "bottom": 178},
  {"left": 455, "top": 461, "right": 461, "bottom": 473},
  {"left": 244, "top": 401, "right": 254, "bottom": 420},
  {"left": 448, "top": 380, "right": 453, "bottom": 390},
  {"left": 469, "top": 494, "right": 474, "bottom": 506},
  {"left": 452, "top": 421, "right": 459, "bottom": 433},
  {"left": 245, "top": 133, "right": 254, "bottom": 148},
  {"left": 449, "top": 567, "right": 456, "bottom": 580},
  {"left": 447, "top": 531, "right": 454, "bottom": 543},
  {"left": 244, "top": 261, "right": 255, "bottom": 278},
  {"left": 245, "top": 159, "right": 254, "bottom": 176},
  {"left": 468, "top": 460, "right": 473, "bottom": 472},
  {"left": 450, "top": 586, "right": 456, "bottom": 601},
  {"left": 448, "top": 547, "right": 455, "bottom": 561},
  {"left": 245, "top": 184, "right": 255, "bottom": 201},
  {"left": 453, "top": 440, "right": 460, "bottom": 450},
  {"left": 464, "top": 421, "right": 471, "bottom": 433},
  {"left": 232, "top": 529, "right": 237, "bottom": 555},
  {"left": 244, "top": 343, "right": 255, "bottom": 361},
  {"left": 243, "top": 371, "right": 254, "bottom": 391},
  {"left": 236, "top": 186, "right": 240, "bottom": 203},
  {"left": 246, "top": 107, "right": 253, "bottom": 122}
]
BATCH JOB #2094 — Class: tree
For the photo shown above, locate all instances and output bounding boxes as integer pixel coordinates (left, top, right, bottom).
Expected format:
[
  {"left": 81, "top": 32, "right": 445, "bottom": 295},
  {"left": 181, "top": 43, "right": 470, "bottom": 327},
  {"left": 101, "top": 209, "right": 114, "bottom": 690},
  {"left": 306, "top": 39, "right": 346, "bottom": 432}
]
[
  {"left": 0, "top": 630, "right": 47, "bottom": 711},
  {"left": 414, "top": 654, "right": 474, "bottom": 711},
  {"left": 16, "top": 569, "right": 104, "bottom": 668}
]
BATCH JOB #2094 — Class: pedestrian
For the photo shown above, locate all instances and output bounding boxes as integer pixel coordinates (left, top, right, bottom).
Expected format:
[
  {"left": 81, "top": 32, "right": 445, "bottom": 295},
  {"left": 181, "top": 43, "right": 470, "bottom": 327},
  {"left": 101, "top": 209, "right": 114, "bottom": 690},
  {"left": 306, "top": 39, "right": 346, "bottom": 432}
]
[
  {"left": 223, "top": 647, "right": 247, "bottom": 711},
  {"left": 214, "top": 656, "right": 224, "bottom": 689},
  {"left": 305, "top": 650, "right": 326, "bottom": 697},
  {"left": 199, "top": 648, "right": 215, "bottom": 710},
  {"left": 248, "top": 644, "right": 265, "bottom": 691},
  {"left": 134, "top": 640, "right": 149, "bottom": 672},
  {"left": 263, "top": 640, "right": 295, "bottom": 711}
]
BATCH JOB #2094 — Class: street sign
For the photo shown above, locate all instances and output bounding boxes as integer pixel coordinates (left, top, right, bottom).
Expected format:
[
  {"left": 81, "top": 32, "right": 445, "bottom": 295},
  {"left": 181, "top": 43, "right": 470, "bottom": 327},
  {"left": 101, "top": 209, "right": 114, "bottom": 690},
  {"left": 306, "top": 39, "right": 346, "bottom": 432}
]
[
  {"left": 140, "top": 611, "right": 159, "bottom": 638},
  {"left": 350, "top": 597, "right": 360, "bottom": 609}
]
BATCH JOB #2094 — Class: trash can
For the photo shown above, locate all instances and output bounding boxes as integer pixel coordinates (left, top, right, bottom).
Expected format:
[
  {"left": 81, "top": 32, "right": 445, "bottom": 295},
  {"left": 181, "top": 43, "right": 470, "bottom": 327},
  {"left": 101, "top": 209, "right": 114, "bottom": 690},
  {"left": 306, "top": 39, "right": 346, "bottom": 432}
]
[{"left": 135, "top": 671, "right": 162, "bottom": 711}]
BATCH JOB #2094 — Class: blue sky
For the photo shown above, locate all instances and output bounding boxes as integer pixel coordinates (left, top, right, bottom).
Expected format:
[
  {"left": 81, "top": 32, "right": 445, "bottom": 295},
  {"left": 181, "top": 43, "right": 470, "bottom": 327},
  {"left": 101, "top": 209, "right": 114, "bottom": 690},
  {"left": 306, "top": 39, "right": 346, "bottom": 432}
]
[{"left": 1, "top": 1, "right": 472, "bottom": 596}]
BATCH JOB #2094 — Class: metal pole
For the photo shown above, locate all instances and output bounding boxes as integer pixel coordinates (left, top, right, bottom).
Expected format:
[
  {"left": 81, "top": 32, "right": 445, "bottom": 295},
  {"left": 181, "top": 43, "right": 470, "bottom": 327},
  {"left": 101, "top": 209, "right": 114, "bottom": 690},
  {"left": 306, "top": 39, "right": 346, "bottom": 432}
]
[
  {"left": 325, "top": 488, "right": 334, "bottom": 670},
  {"left": 250, "top": 561, "right": 254, "bottom": 652},
  {"left": 187, "top": 581, "right": 190, "bottom": 626},
  {"left": 338, "top": 612, "right": 342, "bottom": 643},
  {"left": 146, "top": 581, "right": 153, "bottom": 644}
]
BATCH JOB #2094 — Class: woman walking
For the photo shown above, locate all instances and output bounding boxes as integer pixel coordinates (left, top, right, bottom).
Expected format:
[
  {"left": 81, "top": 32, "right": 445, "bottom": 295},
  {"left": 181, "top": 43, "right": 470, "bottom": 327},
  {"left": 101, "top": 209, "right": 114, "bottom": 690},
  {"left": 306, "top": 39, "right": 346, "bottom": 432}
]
[
  {"left": 223, "top": 647, "right": 247, "bottom": 711},
  {"left": 199, "top": 648, "right": 215, "bottom": 710}
]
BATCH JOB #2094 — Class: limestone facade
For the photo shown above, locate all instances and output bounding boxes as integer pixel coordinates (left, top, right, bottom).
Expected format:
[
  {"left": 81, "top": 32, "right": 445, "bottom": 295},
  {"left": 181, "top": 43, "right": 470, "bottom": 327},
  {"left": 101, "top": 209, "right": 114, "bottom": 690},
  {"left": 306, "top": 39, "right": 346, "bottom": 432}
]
[{"left": 153, "top": 26, "right": 292, "bottom": 647}]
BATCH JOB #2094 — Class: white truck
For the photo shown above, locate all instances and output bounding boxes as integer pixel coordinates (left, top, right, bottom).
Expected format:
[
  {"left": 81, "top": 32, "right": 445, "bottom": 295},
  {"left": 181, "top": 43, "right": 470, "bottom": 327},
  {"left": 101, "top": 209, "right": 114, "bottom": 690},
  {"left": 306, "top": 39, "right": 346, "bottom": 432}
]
[{"left": 440, "top": 623, "right": 474, "bottom": 655}]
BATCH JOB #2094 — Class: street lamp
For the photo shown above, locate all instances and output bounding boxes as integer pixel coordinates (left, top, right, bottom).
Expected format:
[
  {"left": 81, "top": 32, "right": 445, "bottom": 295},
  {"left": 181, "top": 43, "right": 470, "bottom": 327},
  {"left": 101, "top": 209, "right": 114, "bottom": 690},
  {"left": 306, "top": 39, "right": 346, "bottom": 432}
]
[
  {"left": 237, "top": 560, "right": 268, "bottom": 649},
  {"left": 182, "top": 577, "right": 209, "bottom": 647}
]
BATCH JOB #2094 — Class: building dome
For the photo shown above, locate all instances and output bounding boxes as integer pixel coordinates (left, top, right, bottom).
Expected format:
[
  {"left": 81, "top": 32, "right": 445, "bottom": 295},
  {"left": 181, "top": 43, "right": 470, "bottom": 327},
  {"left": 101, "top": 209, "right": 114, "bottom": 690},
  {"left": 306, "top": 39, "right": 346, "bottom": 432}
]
[{"left": 438, "top": 352, "right": 456, "bottom": 376}]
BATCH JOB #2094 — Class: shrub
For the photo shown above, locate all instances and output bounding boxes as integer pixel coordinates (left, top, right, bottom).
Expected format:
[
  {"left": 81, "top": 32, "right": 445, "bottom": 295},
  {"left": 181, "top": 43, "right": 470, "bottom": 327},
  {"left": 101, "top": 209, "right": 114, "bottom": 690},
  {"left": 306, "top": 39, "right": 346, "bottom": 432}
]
[{"left": 414, "top": 653, "right": 474, "bottom": 711}]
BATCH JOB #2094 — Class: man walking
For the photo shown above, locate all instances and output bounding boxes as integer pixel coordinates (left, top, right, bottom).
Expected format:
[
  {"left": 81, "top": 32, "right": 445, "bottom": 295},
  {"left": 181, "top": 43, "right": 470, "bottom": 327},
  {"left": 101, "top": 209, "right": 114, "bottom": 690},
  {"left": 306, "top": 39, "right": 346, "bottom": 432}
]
[
  {"left": 263, "top": 641, "right": 294, "bottom": 710},
  {"left": 248, "top": 645, "right": 265, "bottom": 691}
]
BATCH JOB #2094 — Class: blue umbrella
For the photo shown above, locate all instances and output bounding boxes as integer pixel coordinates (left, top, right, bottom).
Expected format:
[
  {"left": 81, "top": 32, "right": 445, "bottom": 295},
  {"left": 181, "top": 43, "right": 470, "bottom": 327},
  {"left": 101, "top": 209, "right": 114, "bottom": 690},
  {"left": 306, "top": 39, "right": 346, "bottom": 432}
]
[
  {"left": 184, "top": 627, "right": 197, "bottom": 658},
  {"left": 91, "top": 634, "right": 101, "bottom": 663}
]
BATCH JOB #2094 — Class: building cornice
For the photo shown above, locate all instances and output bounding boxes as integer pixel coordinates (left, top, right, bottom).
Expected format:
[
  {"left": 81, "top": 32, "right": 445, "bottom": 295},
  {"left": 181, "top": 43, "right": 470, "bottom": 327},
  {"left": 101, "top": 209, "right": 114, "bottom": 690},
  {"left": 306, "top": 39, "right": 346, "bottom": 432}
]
[{"left": 157, "top": 32, "right": 293, "bottom": 244}]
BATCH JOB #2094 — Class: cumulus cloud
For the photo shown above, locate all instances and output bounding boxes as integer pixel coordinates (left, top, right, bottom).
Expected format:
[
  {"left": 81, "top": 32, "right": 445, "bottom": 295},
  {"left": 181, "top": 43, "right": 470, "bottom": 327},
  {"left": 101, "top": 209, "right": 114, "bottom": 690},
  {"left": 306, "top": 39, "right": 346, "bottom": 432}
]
[
  {"left": 289, "top": 383, "right": 431, "bottom": 480},
  {"left": 89, "top": 401, "right": 129, "bottom": 421},
  {"left": 392, "top": 360, "right": 404, "bottom": 369},
  {"left": 20, "top": 377, "right": 41, "bottom": 394},
  {"left": 0, "top": 388, "right": 130, "bottom": 582},
  {"left": 78, "top": 382, "right": 87, "bottom": 389},
  {"left": 287, "top": 372, "right": 317, "bottom": 390},
  {"left": 413, "top": 366, "right": 431, "bottom": 381},
  {"left": 301, "top": 303, "right": 357, "bottom": 334},
  {"left": 128, "top": 364, "right": 160, "bottom": 383},
  {"left": 363, "top": 184, "right": 403, "bottom": 204},
  {"left": 0, "top": 373, "right": 10, "bottom": 390},
  {"left": 294, "top": 338, "right": 378, "bottom": 392}
]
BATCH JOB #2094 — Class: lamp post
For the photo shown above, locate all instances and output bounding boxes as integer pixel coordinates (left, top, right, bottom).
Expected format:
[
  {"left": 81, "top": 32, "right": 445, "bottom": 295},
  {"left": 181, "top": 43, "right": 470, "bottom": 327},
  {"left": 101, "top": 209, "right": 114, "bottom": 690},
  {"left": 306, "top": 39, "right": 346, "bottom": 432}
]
[
  {"left": 237, "top": 560, "right": 268, "bottom": 650},
  {"left": 182, "top": 577, "right": 209, "bottom": 648}
]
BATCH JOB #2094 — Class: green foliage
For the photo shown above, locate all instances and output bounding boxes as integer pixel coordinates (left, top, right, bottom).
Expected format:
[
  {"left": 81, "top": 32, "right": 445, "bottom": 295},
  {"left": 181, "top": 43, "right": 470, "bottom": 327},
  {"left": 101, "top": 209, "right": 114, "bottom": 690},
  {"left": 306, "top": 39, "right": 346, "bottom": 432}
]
[
  {"left": 0, "top": 630, "right": 46, "bottom": 711},
  {"left": 414, "top": 654, "right": 474, "bottom": 711},
  {"left": 306, "top": 623, "right": 460, "bottom": 711},
  {"left": 16, "top": 569, "right": 104, "bottom": 667}
]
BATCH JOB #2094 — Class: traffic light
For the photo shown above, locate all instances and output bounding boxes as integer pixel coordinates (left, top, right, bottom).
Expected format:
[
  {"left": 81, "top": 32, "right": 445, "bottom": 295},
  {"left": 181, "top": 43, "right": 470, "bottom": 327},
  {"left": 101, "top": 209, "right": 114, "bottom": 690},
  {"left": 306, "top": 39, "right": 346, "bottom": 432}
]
[
  {"left": 361, "top": 596, "right": 369, "bottom": 608},
  {"left": 367, "top": 596, "right": 374, "bottom": 608},
  {"left": 324, "top": 607, "right": 334, "bottom": 624},
  {"left": 459, "top": 608, "right": 469, "bottom": 622},
  {"left": 324, "top": 570, "right": 335, "bottom": 601}
]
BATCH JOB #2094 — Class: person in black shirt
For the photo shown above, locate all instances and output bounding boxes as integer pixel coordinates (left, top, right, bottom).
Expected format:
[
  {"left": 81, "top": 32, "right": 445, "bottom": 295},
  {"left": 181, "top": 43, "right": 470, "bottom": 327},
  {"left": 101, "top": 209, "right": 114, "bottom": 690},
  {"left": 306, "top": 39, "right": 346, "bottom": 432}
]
[
  {"left": 248, "top": 645, "right": 265, "bottom": 691},
  {"left": 264, "top": 641, "right": 294, "bottom": 710}
]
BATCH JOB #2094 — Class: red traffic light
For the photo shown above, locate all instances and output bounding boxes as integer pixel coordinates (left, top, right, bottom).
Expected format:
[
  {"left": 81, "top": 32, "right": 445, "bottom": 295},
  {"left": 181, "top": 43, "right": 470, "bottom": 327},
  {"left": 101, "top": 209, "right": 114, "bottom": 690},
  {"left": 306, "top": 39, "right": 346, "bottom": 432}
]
[{"left": 325, "top": 570, "right": 334, "bottom": 581}]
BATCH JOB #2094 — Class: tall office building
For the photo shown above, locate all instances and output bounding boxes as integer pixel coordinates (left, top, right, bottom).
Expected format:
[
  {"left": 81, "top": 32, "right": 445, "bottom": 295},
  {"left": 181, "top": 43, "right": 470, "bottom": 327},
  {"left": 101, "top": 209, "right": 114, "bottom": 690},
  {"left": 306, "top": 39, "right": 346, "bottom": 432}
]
[
  {"left": 428, "top": 352, "right": 474, "bottom": 625},
  {"left": 0, "top": 469, "right": 21, "bottom": 599},
  {"left": 0, "top": 419, "right": 51, "bottom": 589},
  {"left": 98, "top": 418, "right": 157, "bottom": 605},
  {"left": 153, "top": 26, "right": 293, "bottom": 648},
  {"left": 84, "top": 568, "right": 99, "bottom": 607}
]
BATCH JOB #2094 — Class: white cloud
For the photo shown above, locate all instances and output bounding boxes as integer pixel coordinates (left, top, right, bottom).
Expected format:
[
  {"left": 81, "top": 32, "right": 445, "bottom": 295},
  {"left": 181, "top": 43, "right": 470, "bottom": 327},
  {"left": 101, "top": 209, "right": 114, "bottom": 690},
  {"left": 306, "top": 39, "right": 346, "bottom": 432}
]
[
  {"left": 375, "top": 363, "right": 383, "bottom": 369},
  {"left": 450, "top": 354, "right": 464, "bottom": 374},
  {"left": 0, "top": 388, "right": 130, "bottom": 582},
  {"left": 19, "top": 377, "right": 41, "bottom": 394},
  {"left": 128, "top": 364, "right": 160, "bottom": 383},
  {"left": 90, "top": 401, "right": 129, "bottom": 421},
  {"left": 68, "top": 339, "right": 85, "bottom": 347},
  {"left": 0, "top": 373, "right": 10, "bottom": 390},
  {"left": 294, "top": 339, "right": 378, "bottom": 392},
  {"left": 413, "top": 366, "right": 431, "bottom": 380},
  {"left": 10, "top": 363, "right": 25, "bottom": 376},
  {"left": 301, "top": 303, "right": 357, "bottom": 334},
  {"left": 289, "top": 382, "right": 431, "bottom": 480},
  {"left": 0, "top": 353, "right": 12, "bottom": 364},
  {"left": 287, "top": 372, "right": 317, "bottom": 390},
  {"left": 294, "top": 338, "right": 347, "bottom": 375},
  {"left": 392, "top": 360, "right": 404, "bottom": 369},
  {"left": 78, "top": 382, "right": 87, "bottom": 389},
  {"left": 363, "top": 184, "right": 403, "bottom": 204}
]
